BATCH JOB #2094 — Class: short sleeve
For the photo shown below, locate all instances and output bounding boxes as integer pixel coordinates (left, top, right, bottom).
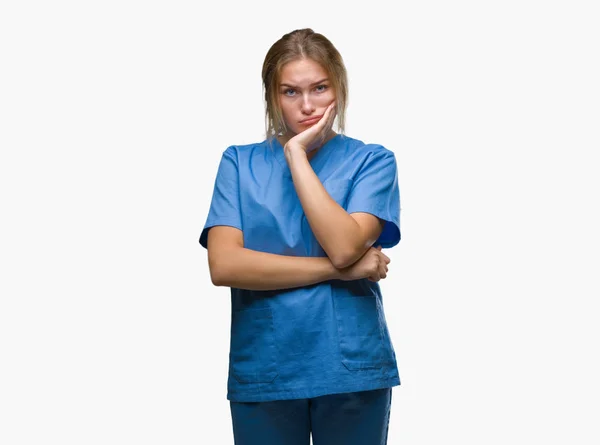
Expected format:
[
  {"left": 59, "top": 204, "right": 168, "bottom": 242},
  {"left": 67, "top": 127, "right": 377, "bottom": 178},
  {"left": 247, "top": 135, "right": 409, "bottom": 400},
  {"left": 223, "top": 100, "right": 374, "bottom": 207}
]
[
  {"left": 346, "top": 147, "right": 401, "bottom": 248},
  {"left": 198, "top": 146, "right": 243, "bottom": 249}
]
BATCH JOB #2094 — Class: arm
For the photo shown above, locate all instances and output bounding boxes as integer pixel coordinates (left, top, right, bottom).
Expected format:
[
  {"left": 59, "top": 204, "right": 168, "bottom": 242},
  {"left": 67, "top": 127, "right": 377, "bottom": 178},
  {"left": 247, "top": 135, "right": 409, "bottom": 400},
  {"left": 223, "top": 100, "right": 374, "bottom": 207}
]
[
  {"left": 286, "top": 147, "right": 385, "bottom": 268},
  {"left": 207, "top": 226, "right": 342, "bottom": 291}
]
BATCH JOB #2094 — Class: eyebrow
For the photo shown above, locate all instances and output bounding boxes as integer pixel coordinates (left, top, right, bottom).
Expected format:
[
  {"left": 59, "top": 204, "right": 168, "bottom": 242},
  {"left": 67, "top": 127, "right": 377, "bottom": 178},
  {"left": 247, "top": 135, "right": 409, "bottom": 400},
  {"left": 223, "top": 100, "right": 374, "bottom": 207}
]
[{"left": 280, "top": 78, "right": 329, "bottom": 88}]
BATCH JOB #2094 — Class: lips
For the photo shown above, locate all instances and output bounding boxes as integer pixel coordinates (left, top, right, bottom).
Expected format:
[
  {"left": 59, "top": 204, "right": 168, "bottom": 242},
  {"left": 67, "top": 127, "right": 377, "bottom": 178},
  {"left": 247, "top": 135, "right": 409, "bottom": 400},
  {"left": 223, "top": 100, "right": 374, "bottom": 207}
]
[{"left": 299, "top": 115, "right": 323, "bottom": 124}]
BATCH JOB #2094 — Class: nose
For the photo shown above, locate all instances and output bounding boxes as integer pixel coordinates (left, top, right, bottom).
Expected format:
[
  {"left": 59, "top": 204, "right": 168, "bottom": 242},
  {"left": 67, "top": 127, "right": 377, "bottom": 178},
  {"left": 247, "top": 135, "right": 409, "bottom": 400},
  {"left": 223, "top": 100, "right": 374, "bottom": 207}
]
[{"left": 300, "top": 94, "right": 315, "bottom": 115}]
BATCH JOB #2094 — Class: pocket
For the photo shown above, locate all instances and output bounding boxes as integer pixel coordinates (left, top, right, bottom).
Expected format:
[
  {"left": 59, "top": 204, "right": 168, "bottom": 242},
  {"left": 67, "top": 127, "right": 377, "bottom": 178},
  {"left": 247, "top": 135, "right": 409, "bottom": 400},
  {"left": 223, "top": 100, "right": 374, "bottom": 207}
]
[
  {"left": 230, "top": 307, "right": 279, "bottom": 383},
  {"left": 333, "top": 285, "right": 385, "bottom": 371}
]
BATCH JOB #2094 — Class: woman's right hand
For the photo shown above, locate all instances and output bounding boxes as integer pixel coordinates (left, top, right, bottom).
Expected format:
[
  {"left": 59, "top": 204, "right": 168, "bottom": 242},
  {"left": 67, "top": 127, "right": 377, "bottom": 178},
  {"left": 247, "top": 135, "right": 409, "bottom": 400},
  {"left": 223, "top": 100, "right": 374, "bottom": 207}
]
[{"left": 337, "top": 246, "right": 391, "bottom": 282}]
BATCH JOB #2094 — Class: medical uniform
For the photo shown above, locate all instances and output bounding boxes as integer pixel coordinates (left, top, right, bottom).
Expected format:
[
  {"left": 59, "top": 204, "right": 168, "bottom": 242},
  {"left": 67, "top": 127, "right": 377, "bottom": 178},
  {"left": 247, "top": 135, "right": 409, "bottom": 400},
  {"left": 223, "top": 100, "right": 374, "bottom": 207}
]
[{"left": 199, "top": 134, "right": 401, "bottom": 404}]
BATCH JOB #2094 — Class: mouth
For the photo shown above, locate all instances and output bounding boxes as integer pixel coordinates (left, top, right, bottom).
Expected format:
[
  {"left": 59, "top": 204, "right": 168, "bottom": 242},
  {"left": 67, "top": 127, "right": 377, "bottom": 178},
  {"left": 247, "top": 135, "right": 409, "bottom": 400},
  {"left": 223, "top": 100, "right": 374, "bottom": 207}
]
[{"left": 299, "top": 115, "right": 323, "bottom": 124}]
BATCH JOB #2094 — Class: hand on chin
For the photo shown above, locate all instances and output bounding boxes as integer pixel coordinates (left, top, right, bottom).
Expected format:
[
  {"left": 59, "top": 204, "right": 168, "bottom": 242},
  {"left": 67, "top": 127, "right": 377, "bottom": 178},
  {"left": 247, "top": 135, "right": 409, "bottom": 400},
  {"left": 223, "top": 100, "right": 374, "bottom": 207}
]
[{"left": 284, "top": 102, "right": 336, "bottom": 154}]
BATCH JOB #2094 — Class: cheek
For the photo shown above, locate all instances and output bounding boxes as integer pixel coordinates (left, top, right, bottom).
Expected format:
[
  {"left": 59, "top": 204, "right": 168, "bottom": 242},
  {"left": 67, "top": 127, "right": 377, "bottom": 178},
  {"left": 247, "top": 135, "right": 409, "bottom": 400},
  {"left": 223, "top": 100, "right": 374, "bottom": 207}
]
[
  {"left": 280, "top": 104, "right": 293, "bottom": 120},
  {"left": 279, "top": 103, "right": 298, "bottom": 126},
  {"left": 317, "top": 91, "right": 336, "bottom": 106}
]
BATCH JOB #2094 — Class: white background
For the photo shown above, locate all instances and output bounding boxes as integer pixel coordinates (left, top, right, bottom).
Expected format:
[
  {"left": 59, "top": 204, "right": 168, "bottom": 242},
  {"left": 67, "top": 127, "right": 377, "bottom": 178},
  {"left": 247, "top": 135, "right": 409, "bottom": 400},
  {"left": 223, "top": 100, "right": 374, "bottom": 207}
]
[{"left": 1, "top": 1, "right": 599, "bottom": 444}]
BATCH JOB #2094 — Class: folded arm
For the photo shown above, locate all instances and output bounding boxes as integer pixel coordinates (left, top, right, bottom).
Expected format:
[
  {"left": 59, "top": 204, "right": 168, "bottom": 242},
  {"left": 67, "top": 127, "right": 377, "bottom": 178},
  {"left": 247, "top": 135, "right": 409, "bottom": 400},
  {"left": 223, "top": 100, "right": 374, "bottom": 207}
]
[
  {"left": 207, "top": 226, "right": 343, "bottom": 291},
  {"left": 285, "top": 146, "right": 385, "bottom": 268}
]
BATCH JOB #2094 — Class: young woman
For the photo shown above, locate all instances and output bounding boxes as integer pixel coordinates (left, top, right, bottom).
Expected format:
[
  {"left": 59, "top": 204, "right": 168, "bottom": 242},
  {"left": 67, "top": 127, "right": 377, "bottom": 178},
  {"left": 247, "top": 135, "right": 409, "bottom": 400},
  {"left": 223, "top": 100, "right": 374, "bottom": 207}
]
[{"left": 199, "top": 28, "right": 401, "bottom": 445}]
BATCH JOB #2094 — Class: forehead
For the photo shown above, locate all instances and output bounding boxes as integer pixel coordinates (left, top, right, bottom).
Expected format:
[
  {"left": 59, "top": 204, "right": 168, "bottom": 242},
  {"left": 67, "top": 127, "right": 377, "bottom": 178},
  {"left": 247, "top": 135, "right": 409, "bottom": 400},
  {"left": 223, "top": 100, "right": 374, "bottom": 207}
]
[{"left": 279, "top": 58, "right": 329, "bottom": 85}]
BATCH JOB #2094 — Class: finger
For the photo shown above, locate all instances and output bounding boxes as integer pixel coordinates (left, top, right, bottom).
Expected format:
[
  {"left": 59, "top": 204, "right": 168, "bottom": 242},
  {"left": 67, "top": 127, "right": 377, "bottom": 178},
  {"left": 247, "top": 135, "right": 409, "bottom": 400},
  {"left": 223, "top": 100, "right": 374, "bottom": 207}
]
[
  {"left": 315, "top": 102, "right": 335, "bottom": 132},
  {"left": 376, "top": 245, "right": 382, "bottom": 250},
  {"left": 325, "top": 101, "right": 336, "bottom": 125},
  {"left": 324, "top": 101, "right": 335, "bottom": 118},
  {"left": 376, "top": 249, "right": 389, "bottom": 261},
  {"left": 317, "top": 102, "right": 336, "bottom": 142},
  {"left": 379, "top": 263, "right": 387, "bottom": 279}
]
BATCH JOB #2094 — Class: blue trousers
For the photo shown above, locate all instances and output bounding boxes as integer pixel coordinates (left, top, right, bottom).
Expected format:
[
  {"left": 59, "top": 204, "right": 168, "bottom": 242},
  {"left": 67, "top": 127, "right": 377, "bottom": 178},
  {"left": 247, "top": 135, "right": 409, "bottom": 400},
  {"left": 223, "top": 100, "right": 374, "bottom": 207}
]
[{"left": 229, "top": 387, "right": 393, "bottom": 445}]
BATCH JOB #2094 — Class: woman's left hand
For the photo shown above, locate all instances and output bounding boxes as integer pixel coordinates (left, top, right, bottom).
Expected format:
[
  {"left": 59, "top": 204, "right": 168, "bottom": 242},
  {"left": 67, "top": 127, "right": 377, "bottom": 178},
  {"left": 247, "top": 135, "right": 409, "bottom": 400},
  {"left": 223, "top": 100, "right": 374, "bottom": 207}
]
[{"left": 284, "top": 101, "right": 336, "bottom": 155}]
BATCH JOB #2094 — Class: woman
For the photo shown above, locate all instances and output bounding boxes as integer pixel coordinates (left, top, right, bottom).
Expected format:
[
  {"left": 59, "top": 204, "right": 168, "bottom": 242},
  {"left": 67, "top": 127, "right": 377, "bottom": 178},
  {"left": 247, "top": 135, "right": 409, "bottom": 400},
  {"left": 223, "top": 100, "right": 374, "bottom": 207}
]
[{"left": 199, "top": 28, "right": 401, "bottom": 445}]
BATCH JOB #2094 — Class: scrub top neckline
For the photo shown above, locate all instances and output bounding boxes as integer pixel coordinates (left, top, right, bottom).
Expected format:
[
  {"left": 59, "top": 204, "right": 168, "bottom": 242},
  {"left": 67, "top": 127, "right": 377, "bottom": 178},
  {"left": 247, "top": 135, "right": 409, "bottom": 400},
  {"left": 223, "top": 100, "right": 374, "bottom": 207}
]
[{"left": 270, "top": 133, "right": 344, "bottom": 178}]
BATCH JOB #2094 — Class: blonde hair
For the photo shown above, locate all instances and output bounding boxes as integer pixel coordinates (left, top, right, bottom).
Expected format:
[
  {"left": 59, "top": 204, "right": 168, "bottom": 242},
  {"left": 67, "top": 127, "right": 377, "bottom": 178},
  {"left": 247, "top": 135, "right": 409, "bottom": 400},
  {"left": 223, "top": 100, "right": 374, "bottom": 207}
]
[{"left": 262, "top": 28, "right": 348, "bottom": 140}]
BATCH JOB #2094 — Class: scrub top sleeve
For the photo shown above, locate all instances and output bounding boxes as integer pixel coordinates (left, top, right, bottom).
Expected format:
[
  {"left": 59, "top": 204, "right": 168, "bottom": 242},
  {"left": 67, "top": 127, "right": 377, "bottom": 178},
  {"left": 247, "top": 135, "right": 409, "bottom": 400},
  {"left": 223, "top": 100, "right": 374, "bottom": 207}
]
[
  {"left": 198, "top": 146, "right": 243, "bottom": 249},
  {"left": 346, "top": 147, "right": 401, "bottom": 248}
]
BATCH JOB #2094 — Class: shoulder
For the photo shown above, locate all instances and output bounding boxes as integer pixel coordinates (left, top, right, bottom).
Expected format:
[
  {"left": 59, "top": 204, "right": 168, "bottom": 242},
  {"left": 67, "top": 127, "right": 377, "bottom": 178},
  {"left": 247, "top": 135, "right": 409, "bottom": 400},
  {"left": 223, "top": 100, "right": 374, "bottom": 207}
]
[
  {"left": 339, "top": 135, "right": 396, "bottom": 162},
  {"left": 223, "top": 140, "right": 271, "bottom": 155},
  {"left": 217, "top": 140, "right": 271, "bottom": 165}
]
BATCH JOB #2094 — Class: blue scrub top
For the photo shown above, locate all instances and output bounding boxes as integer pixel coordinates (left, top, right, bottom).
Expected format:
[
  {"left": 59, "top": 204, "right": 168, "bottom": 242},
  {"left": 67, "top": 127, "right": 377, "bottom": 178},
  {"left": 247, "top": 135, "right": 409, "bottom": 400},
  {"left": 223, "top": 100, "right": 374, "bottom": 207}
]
[{"left": 199, "top": 134, "right": 401, "bottom": 402}]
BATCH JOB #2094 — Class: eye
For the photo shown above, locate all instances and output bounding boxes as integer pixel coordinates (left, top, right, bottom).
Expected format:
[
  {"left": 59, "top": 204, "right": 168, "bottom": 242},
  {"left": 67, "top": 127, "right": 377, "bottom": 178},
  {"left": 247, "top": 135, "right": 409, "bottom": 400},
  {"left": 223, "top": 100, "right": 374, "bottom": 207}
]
[
  {"left": 315, "top": 85, "right": 328, "bottom": 93},
  {"left": 283, "top": 88, "right": 296, "bottom": 96}
]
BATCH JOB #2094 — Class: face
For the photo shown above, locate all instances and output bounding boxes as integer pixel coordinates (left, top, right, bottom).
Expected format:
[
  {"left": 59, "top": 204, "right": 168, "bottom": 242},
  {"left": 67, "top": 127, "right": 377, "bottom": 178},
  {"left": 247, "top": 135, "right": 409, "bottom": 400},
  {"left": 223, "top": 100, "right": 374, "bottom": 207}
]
[{"left": 278, "top": 58, "right": 336, "bottom": 136}]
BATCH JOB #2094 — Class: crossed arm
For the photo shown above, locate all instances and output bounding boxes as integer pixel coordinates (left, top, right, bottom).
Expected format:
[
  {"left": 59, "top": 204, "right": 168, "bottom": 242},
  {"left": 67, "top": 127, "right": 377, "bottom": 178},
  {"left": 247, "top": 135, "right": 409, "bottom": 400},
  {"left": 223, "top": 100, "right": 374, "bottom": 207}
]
[
  {"left": 207, "top": 148, "right": 385, "bottom": 291},
  {"left": 284, "top": 146, "right": 384, "bottom": 268}
]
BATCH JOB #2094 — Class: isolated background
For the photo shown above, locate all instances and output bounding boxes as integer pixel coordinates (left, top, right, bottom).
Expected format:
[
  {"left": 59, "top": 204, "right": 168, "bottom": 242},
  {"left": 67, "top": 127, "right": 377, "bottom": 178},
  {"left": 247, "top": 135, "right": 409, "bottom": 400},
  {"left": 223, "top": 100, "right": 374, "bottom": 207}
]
[{"left": 1, "top": 0, "right": 599, "bottom": 444}]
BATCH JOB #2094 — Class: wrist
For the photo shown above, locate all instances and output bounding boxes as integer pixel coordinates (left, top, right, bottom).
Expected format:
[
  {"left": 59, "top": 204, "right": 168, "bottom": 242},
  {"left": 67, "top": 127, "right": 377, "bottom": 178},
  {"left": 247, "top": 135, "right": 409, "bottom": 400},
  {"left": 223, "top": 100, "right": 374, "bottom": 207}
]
[
  {"left": 284, "top": 144, "right": 308, "bottom": 165},
  {"left": 284, "top": 142, "right": 306, "bottom": 156}
]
